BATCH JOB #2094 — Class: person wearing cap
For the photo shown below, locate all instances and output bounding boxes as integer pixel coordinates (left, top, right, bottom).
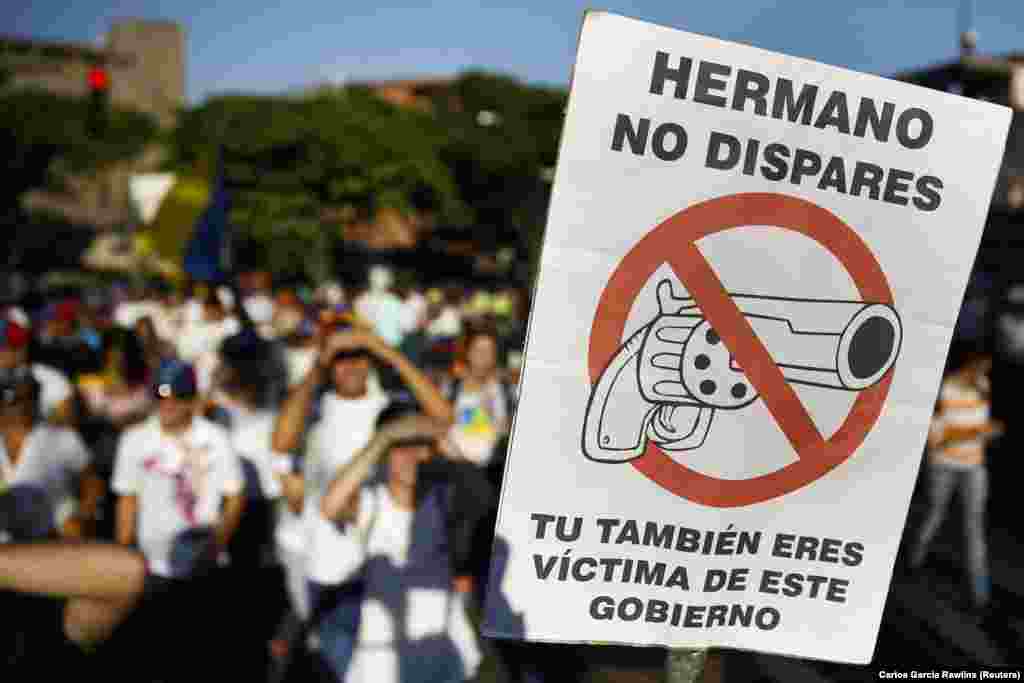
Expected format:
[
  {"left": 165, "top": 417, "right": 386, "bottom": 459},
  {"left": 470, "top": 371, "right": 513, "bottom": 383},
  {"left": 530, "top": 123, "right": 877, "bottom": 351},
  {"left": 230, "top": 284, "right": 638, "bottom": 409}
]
[
  {"left": 0, "top": 317, "right": 76, "bottom": 427},
  {"left": 112, "top": 359, "right": 245, "bottom": 583},
  {"left": 0, "top": 366, "right": 100, "bottom": 539},
  {"left": 317, "top": 412, "right": 493, "bottom": 683}
]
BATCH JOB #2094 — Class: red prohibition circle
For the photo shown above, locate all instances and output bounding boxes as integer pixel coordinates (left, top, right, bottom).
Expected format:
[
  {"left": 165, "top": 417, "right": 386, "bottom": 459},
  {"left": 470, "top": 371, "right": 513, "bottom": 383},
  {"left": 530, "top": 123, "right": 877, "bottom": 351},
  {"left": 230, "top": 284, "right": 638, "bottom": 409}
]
[{"left": 587, "top": 193, "right": 895, "bottom": 507}]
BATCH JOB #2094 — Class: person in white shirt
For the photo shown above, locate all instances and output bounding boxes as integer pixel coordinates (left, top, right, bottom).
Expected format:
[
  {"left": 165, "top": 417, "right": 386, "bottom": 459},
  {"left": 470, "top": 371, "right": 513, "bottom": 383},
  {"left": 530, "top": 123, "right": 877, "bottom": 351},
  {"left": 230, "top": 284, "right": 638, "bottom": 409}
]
[
  {"left": 400, "top": 287, "right": 428, "bottom": 339},
  {"left": 353, "top": 266, "right": 407, "bottom": 349},
  {"left": 176, "top": 294, "right": 241, "bottom": 394},
  {"left": 113, "top": 360, "right": 245, "bottom": 582},
  {"left": 271, "top": 320, "right": 453, "bottom": 669},
  {"left": 320, "top": 413, "right": 492, "bottom": 683},
  {"left": 0, "top": 362, "right": 244, "bottom": 657},
  {"left": 0, "top": 367, "right": 99, "bottom": 539}
]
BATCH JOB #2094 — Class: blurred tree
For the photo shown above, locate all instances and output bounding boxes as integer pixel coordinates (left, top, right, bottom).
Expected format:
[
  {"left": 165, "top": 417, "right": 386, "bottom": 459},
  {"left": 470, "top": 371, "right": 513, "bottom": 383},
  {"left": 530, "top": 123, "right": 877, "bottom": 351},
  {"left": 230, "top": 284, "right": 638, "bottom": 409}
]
[
  {"left": 167, "top": 72, "right": 566, "bottom": 283},
  {"left": 167, "top": 89, "right": 467, "bottom": 280},
  {"left": 0, "top": 84, "right": 157, "bottom": 230},
  {"left": 434, "top": 71, "right": 565, "bottom": 281}
]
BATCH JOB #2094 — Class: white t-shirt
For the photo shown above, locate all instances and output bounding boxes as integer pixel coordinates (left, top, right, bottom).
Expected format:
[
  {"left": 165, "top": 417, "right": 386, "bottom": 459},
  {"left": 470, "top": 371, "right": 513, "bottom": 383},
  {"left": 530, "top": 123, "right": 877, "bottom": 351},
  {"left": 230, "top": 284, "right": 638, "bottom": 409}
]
[
  {"left": 0, "top": 425, "right": 91, "bottom": 528},
  {"left": 177, "top": 317, "right": 241, "bottom": 363},
  {"left": 112, "top": 416, "right": 244, "bottom": 578},
  {"left": 354, "top": 291, "right": 407, "bottom": 348},
  {"left": 31, "top": 363, "right": 72, "bottom": 420},
  {"left": 401, "top": 293, "right": 428, "bottom": 334},
  {"left": 300, "top": 390, "right": 389, "bottom": 581},
  {"left": 344, "top": 483, "right": 482, "bottom": 683}
]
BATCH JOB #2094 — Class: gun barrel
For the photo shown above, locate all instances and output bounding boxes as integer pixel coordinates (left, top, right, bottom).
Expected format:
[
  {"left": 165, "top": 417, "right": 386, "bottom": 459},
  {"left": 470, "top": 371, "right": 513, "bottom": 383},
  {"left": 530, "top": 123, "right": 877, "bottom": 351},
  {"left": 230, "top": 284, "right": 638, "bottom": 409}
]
[{"left": 734, "top": 297, "right": 901, "bottom": 390}]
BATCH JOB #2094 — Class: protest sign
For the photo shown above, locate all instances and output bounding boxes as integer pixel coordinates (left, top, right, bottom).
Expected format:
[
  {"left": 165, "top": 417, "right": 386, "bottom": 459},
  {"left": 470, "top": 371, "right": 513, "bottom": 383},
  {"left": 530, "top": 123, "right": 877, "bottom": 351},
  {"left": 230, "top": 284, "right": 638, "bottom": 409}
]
[{"left": 483, "top": 11, "right": 1011, "bottom": 664}]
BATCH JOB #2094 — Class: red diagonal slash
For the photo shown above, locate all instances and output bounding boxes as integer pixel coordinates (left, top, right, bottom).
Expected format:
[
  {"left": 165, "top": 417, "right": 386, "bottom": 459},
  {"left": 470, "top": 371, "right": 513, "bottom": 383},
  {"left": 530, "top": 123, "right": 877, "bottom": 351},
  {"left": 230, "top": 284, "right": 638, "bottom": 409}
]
[{"left": 668, "top": 245, "right": 825, "bottom": 457}]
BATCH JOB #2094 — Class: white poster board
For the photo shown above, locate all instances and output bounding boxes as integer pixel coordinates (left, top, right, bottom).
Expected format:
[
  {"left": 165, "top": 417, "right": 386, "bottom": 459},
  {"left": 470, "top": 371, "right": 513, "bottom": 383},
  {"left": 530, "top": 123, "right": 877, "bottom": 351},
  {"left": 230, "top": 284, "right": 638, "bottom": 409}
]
[{"left": 483, "top": 11, "right": 1011, "bottom": 664}]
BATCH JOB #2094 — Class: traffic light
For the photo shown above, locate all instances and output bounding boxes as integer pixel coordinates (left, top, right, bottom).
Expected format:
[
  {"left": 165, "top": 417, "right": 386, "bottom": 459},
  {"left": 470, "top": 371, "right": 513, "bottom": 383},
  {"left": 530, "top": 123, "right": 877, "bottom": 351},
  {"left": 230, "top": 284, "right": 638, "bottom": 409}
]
[{"left": 86, "top": 65, "right": 110, "bottom": 137}]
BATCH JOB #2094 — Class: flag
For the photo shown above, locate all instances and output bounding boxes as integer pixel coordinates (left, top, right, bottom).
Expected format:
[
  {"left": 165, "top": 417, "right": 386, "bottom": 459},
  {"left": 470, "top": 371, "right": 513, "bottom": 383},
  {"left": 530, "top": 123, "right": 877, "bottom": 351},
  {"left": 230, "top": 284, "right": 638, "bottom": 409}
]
[{"left": 183, "top": 151, "right": 232, "bottom": 283}]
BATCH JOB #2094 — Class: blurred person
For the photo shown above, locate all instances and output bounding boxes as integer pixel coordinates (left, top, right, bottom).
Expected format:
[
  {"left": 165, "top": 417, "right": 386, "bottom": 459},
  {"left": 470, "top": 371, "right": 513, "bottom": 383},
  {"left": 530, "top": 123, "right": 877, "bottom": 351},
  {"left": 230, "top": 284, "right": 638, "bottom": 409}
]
[
  {"left": 31, "top": 299, "right": 102, "bottom": 380},
  {"left": 275, "top": 305, "right": 320, "bottom": 389},
  {"left": 426, "top": 288, "right": 464, "bottom": 341},
  {"left": 910, "top": 350, "right": 1002, "bottom": 612},
  {"left": 315, "top": 281, "right": 347, "bottom": 310},
  {"left": 149, "top": 282, "right": 186, "bottom": 346},
  {"left": 182, "top": 281, "right": 209, "bottom": 326},
  {"left": 208, "top": 330, "right": 292, "bottom": 680},
  {"left": 0, "top": 541, "right": 146, "bottom": 671},
  {"left": 242, "top": 273, "right": 275, "bottom": 330},
  {"left": 398, "top": 285, "right": 430, "bottom": 368},
  {"left": 113, "top": 282, "right": 161, "bottom": 330},
  {"left": 0, "top": 366, "right": 100, "bottom": 539},
  {"left": 77, "top": 327, "right": 155, "bottom": 541},
  {"left": 176, "top": 292, "right": 240, "bottom": 394},
  {"left": 399, "top": 283, "right": 427, "bottom": 334},
  {"left": 112, "top": 360, "right": 245, "bottom": 581},
  {"left": 133, "top": 315, "right": 177, "bottom": 375},
  {"left": 77, "top": 293, "right": 107, "bottom": 355},
  {"left": 271, "top": 321, "right": 452, "bottom": 667},
  {"left": 354, "top": 266, "right": 406, "bottom": 348},
  {"left": 0, "top": 317, "right": 76, "bottom": 426},
  {"left": 78, "top": 327, "right": 154, "bottom": 431},
  {"left": 444, "top": 326, "right": 511, "bottom": 469},
  {"left": 318, "top": 412, "right": 493, "bottom": 683},
  {"left": 211, "top": 331, "right": 290, "bottom": 555}
]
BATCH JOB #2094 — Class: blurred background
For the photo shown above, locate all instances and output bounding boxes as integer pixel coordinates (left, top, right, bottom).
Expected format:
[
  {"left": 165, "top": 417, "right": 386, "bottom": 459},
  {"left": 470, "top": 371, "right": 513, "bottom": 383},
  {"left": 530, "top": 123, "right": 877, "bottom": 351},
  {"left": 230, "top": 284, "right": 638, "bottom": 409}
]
[{"left": 1, "top": 1, "right": 1023, "bottom": 681}]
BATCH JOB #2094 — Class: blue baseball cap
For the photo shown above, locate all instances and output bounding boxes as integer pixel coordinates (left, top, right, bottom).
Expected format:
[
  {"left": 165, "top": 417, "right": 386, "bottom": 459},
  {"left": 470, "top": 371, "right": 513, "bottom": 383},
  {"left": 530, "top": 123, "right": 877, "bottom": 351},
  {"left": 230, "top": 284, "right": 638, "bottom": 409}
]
[{"left": 154, "top": 359, "right": 199, "bottom": 399}]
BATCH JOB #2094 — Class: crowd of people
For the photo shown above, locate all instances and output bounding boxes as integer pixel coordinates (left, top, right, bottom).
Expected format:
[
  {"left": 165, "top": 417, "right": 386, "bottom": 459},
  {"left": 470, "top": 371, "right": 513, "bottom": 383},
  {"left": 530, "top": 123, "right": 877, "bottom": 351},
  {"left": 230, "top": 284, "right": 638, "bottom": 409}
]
[
  {"left": 0, "top": 258, "right": 1018, "bottom": 680},
  {"left": 0, "top": 264, "right": 531, "bottom": 682}
]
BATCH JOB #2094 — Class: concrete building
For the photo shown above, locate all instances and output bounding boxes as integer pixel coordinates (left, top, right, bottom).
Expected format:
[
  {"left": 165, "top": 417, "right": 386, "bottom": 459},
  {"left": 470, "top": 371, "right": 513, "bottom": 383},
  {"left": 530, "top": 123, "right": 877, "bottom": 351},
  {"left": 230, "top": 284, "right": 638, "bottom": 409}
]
[{"left": 1, "top": 20, "right": 185, "bottom": 229}]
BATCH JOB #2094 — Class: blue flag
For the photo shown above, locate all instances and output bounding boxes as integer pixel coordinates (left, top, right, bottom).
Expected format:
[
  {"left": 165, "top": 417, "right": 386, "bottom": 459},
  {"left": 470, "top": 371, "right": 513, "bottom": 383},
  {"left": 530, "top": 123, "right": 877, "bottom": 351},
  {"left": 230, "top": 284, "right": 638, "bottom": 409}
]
[{"left": 183, "top": 152, "right": 232, "bottom": 283}]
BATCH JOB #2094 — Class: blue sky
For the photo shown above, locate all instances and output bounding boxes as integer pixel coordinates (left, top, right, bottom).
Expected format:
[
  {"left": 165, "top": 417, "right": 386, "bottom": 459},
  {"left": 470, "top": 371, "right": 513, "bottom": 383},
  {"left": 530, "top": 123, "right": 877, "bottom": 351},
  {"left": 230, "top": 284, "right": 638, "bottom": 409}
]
[{"left": 8, "top": 1, "right": 1024, "bottom": 104}]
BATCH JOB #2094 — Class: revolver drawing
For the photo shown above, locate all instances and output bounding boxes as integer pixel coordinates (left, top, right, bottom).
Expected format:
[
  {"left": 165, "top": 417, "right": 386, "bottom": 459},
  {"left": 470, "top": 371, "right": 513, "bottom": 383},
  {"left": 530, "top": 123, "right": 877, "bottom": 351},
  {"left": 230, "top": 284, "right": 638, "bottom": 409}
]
[{"left": 582, "top": 279, "right": 902, "bottom": 463}]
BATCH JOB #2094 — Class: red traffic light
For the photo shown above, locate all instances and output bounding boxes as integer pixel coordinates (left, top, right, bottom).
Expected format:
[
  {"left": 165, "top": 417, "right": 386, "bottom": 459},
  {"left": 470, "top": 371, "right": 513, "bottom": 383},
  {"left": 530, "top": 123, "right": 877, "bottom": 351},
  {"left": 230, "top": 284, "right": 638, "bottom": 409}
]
[{"left": 87, "top": 67, "right": 109, "bottom": 92}]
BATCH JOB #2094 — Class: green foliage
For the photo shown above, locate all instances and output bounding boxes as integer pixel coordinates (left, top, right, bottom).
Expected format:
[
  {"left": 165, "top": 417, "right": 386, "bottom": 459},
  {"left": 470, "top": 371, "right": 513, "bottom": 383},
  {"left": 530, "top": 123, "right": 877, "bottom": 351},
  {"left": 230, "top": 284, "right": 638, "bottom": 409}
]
[
  {"left": 0, "top": 85, "right": 157, "bottom": 220},
  {"left": 435, "top": 71, "right": 564, "bottom": 257},
  {"left": 168, "top": 88, "right": 473, "bottom": 279},
  {"left": 167, "top": 71, "right": 566, "bottom": 282}
]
